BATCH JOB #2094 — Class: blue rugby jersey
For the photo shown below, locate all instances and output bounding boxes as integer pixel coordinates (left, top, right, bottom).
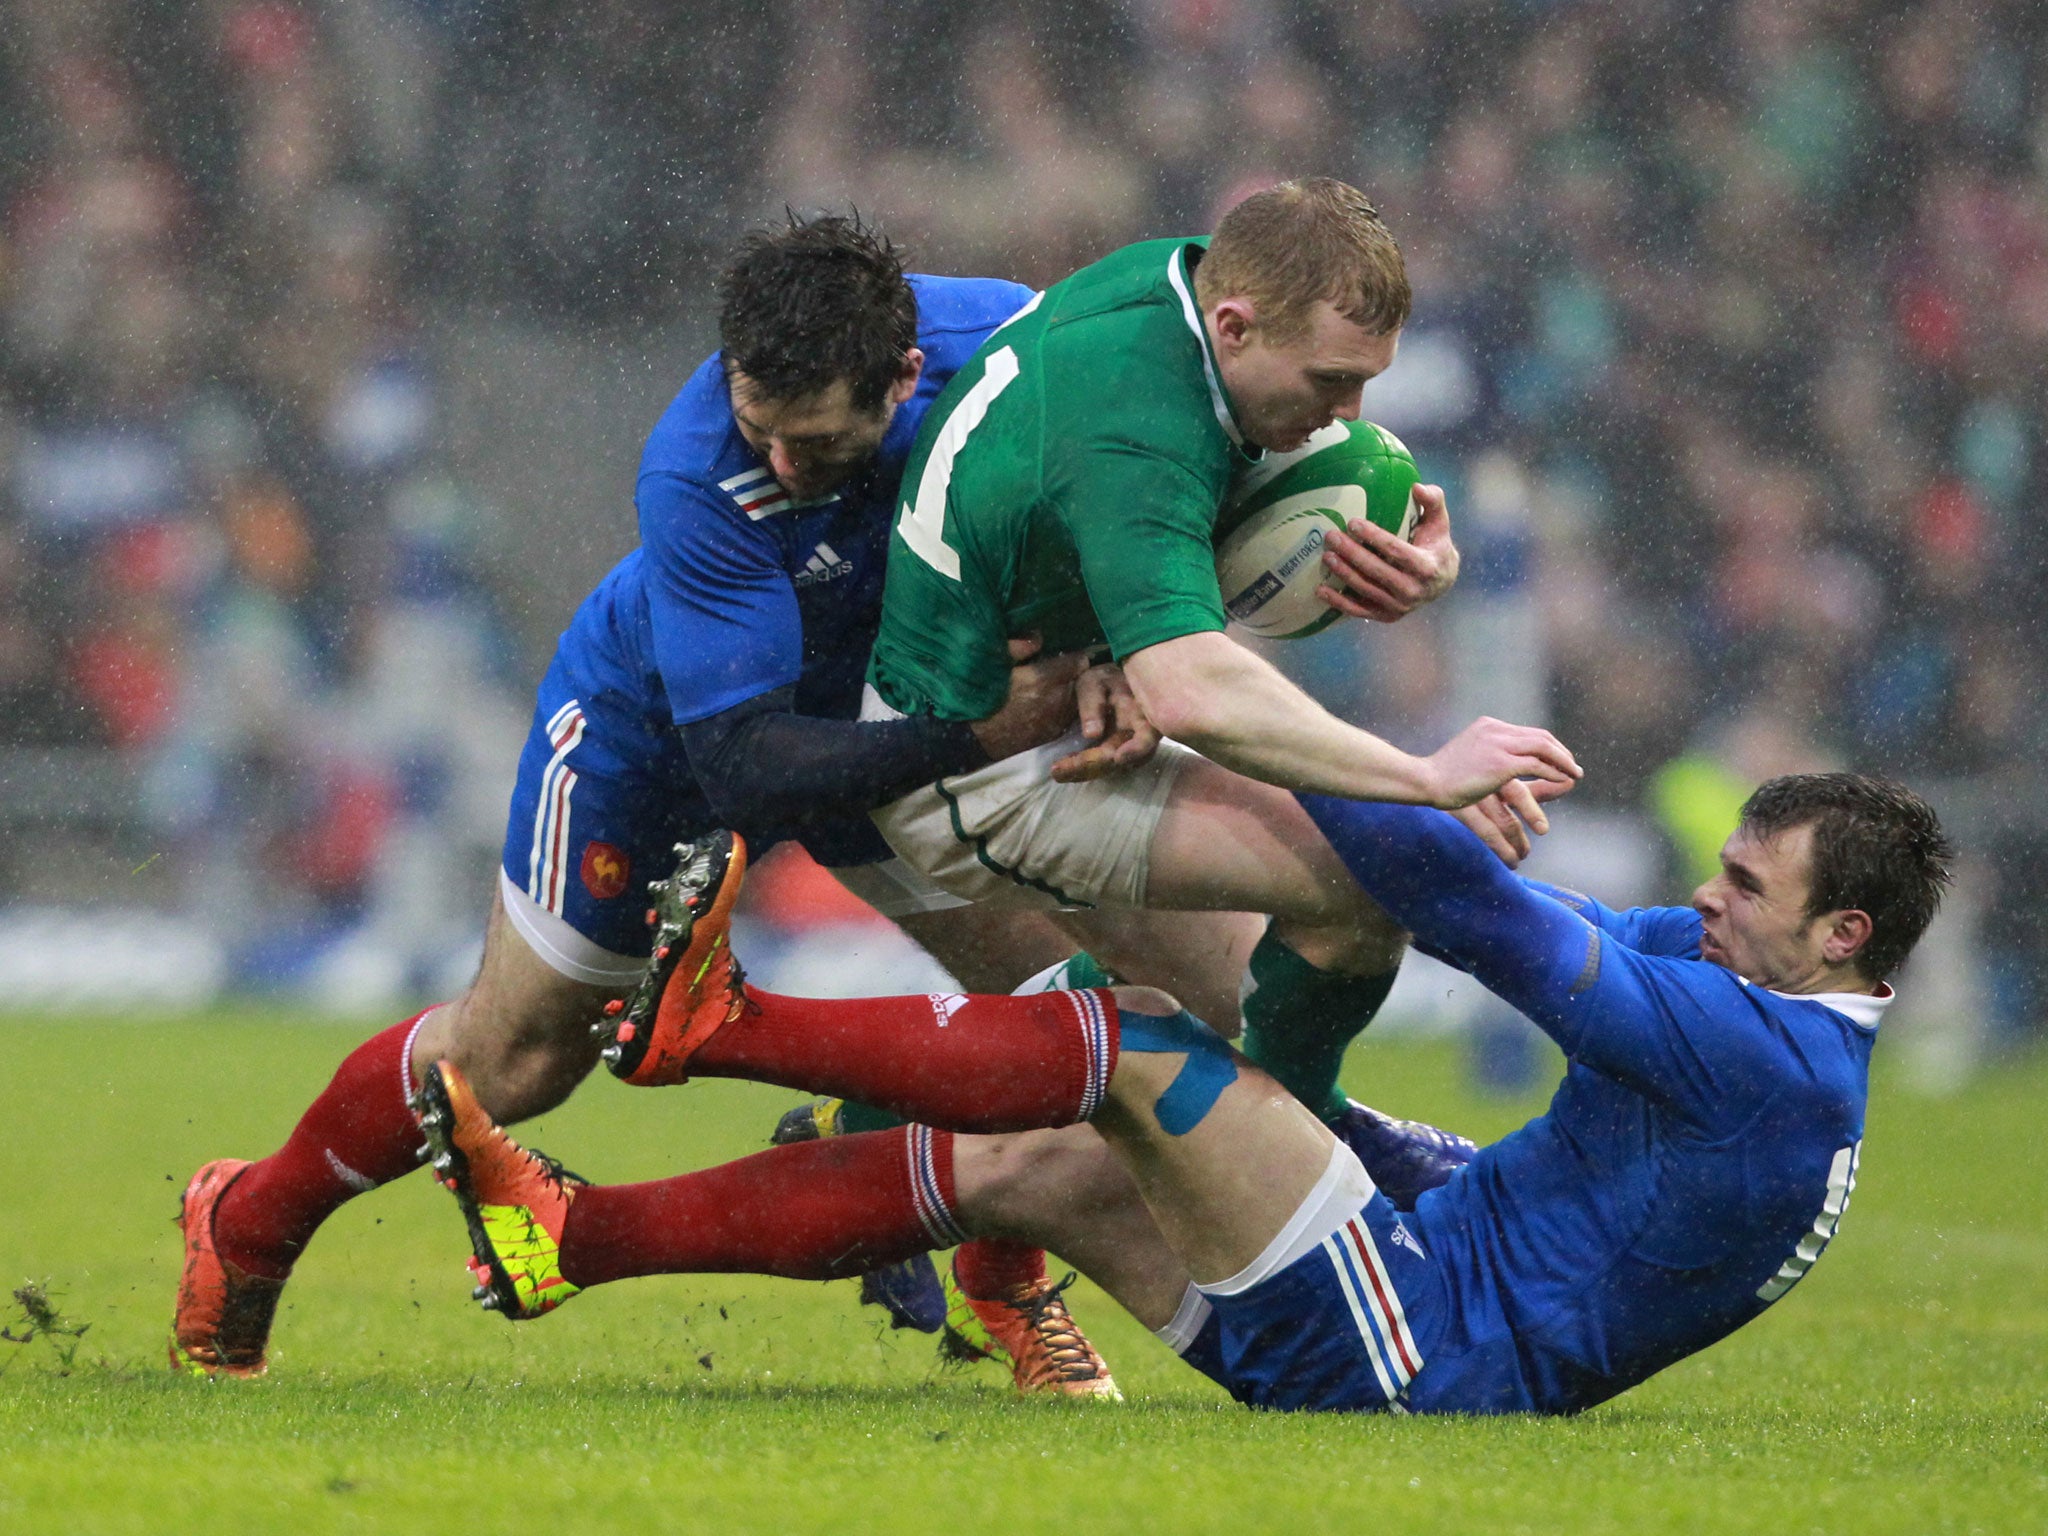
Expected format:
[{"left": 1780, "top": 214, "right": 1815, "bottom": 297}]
[
  {"left": 1300, "top": 796, "right": 1881, "bottom": 1415},
  {"left": 536, "top": 274, "right": 1034, "bottom": 851}
]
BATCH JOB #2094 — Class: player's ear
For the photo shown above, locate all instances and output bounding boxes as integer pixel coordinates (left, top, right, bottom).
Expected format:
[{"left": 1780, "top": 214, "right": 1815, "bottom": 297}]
[
  {"left": 1210, "top": 299, "right": 1256, "bottom": 353},
  {"left": 889, "top": 347, "right": 926, "bottom": 406},
  {"left": 1820, "top": 908, "right": 1873, "bottom": 969}
]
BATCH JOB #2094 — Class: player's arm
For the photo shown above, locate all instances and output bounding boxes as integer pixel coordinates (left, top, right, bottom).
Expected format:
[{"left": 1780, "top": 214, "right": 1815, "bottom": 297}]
[
  {"left": 641, "top": 475, "right": 1083, "bottom": 828},
  {"left": 1297, "top": 793, "right": 1788, "bottom": 1119},
  {"left": 680, "top": 687, "right": 981, "bottom": 826},
  {"left": 680, "top": 642, "right": 1090, "bottom": 829},
  {"left": 1122, "top": 630, "right": 1576, "bottom": 808},
  {"left": 1520, "top": 878, "right": 1706, "bottom": 959},
  {"left": 1062, "top": 449, "right": 1572, "bottom": 809}
]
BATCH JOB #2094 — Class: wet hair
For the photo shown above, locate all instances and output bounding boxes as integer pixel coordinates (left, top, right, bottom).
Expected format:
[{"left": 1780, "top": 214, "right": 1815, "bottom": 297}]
[
  {"left": 1738, "top": 773, "right": 1955, "bottom": 984},
  {"left": 718, "top": 212, "right": 918, "bottom": 412},
  {"left": 1194, "top": 177, "right": 1412, "bottom": 341}
]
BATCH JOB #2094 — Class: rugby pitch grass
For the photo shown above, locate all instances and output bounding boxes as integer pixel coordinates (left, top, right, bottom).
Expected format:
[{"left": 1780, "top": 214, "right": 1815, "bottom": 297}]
[{"left": 4, "top": 1012, "right": 2043, "bottom": 1535}]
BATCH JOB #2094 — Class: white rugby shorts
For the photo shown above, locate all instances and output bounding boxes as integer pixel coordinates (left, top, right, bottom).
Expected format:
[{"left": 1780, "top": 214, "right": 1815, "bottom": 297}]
[{"left": 861, "top": 688, "right": 1193, "bottom": 911}]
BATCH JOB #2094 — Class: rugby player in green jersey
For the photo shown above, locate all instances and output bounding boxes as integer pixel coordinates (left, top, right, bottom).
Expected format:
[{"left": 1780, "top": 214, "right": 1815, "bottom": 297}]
[{"left": 861, "top": 178, "right": 1581, "bottom": 1123}]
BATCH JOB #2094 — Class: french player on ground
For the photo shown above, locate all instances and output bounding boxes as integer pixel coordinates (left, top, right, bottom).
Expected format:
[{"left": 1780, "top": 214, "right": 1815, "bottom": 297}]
[{"left": 424, "top": 770, "right": 1949, "bottom": 1414}]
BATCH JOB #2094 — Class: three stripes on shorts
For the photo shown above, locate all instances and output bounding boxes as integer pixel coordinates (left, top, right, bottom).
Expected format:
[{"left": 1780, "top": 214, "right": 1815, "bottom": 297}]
[
  {"left": 527, "top": 700, "right": 586, "bottom": 915},
  {"left": 1321, "top": 1214, "right": 1424, "bottom": 1405}
]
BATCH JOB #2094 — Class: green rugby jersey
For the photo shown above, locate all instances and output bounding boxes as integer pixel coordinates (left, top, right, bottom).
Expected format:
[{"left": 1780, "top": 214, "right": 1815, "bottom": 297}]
[{"left": 868, "top": 237, "right": 1260, "bottom": 722}]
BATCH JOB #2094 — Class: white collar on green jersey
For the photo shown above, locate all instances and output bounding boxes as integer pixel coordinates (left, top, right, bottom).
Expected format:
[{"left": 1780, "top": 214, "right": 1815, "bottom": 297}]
[{"left": 1166, "top": 243, "right": 1251, "bottom": 452}]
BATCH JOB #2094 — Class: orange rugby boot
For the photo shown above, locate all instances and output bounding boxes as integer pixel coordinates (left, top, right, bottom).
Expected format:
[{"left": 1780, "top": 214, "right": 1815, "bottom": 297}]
[
  {"left": 941, "top": 1260, "right": 1122, "bottom": 1400},
  {"left": 412, "top": 1059, "right": 583, "bottom": 1320},
  {"left": 597, "top": 830, "right": 751, "bottom": 1087},
  {"left": 169, "top": 1159, "right": 285, "bottom": 1378}
]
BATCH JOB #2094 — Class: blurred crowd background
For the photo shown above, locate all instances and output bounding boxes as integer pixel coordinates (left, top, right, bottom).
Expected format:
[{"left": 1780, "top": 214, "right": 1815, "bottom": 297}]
[{"left": 1, "top": 0, "right": 2042, "bottom": 1076}]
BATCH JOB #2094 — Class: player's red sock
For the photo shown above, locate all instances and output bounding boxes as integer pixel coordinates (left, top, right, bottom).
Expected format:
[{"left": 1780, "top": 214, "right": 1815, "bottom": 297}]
[
  {"left": 560, "top": 1125, "right": 962, "bottom": 1288},
  {"left": 953, "top": 1237, "right": 1048, "bottom": 1299},
  {"left": 211, "top": 1011, "right": 434, "bottom": 1279},
  {"left": 689, "top": 987, "right": 1117, "bottom": 1134}
]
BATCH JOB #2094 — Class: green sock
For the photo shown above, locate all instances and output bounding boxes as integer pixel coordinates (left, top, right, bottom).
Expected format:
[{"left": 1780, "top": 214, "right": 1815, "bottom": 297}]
[
  {"left": 836, "top": 1100, "right": 907, "bottom": 1135},
  {"left": 1059, "top": 950, "right": 1116, "bottom": 990},
  {"left": 835, "top": 952, "right": 1117, "bottom": 1136},
  {"left": 1237, "top": 932, "right": 1399, "bottom": 1122}
]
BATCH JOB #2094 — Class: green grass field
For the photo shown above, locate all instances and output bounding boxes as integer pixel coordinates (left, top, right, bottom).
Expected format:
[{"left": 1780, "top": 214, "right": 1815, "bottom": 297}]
[{"left": 3, "top": 1012, "right": 2043, "bottom": 1535}]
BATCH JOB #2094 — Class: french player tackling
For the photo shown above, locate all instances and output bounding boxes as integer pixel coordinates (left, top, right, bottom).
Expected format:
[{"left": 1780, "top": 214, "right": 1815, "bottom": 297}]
[
  {"left": 165, "top": 216, "right": 1110, "bottom": 1387},
  {"left": 421, "top": 771, "right": 1950, "bottom": 1413}
]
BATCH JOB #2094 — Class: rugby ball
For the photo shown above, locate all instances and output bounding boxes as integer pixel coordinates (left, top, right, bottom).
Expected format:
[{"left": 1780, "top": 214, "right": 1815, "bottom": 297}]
[{"left": 1214, "top": 420, "right": 1420, "bottom": 639}]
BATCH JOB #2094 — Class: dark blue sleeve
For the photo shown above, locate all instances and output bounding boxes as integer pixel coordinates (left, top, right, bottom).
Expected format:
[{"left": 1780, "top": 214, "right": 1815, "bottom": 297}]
[
  {"left": 1299, "top": 795, "right": 1788, "bottom": 1124},
  {"left": 677, "top": 685, "right": 987, "bottom": 829},
  {"left": 1520, "top": 879, "right": 1704, "bottom": 959},
  {"left": 636, "top": 470, "right": 800, "bottom": 725}
]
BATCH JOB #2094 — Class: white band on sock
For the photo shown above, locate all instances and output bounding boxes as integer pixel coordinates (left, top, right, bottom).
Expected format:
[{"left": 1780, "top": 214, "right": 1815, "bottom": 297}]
[
  {"left": 398, "top": 1006, "right": 440, "bottom": 1104},
  {"left": 906, "top": 1124, "right": 968, "bottom": 1246}
]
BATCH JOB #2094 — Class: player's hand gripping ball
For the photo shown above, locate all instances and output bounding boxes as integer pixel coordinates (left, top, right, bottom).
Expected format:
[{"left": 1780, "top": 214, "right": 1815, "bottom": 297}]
[{"left": 1214, "top": 420, "right": 1420, "bottom": 639}]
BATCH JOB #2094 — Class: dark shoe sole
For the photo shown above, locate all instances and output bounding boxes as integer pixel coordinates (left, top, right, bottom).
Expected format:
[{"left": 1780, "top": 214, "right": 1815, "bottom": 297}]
[{"left": 411, "top": 1063, "right": 523, "bottom": 1320}]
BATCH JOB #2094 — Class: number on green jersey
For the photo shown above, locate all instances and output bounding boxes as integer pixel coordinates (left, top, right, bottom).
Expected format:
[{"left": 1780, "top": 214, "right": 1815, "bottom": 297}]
[{"left": 898, "top": 346, "right": 1021, "bottom": 581}]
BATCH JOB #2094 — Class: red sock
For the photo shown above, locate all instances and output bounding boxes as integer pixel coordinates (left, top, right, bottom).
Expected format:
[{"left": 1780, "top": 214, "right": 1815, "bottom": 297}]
[
  {"left": 212, "top": 1011, "right": 433, "bottom": 1279},
  {"left": 954, "top": 1237, "right": 1048, "bottom": 1300},
  {"left": 691, "top": 987, "right": 1118, "bottom": 1134},
  {"left": 561, "top": 1125, "right": 961, "bottom": 1288}
]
